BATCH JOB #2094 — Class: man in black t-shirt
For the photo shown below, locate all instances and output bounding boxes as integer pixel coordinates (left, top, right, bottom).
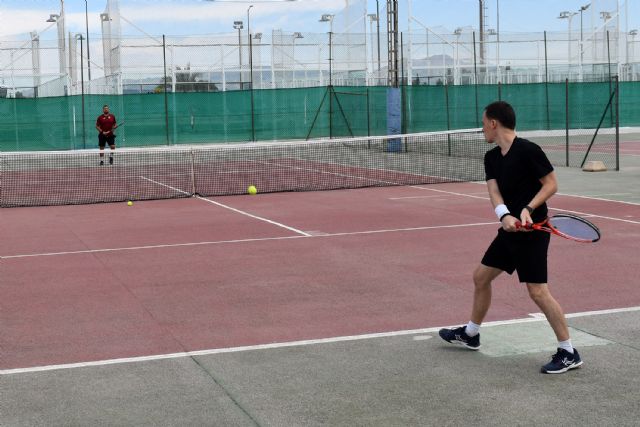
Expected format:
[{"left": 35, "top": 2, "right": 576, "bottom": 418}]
[{"left": 439, "top": 101, "right": 583, "bottom": 374}]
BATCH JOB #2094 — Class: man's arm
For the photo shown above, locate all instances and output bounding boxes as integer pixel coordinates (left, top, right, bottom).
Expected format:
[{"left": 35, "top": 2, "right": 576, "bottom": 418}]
[
  {"left": 519, "top": 171, "right": 558, "bottom": 225},
  {"left": 487, "top": 179, "right": 519, "bottom": 231}
]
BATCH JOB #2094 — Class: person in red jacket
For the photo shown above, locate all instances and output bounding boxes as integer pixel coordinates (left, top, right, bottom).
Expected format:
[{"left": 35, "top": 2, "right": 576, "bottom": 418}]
[{"left": 96, "top": 104, "right": 118, "bottom": 165}]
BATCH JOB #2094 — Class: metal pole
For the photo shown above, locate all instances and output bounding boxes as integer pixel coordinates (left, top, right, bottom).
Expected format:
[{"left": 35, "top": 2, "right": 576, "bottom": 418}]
[
  {"left": 250, "top": 35, "right": 255, "bottom": 141},
  {"left": 84, "top": 0, "right": 91, "bottom": 80},
  {"left": 247, "top": 5, "right": 253, "bottom": 88},
  {"left": 565, "top": 78, "right": 569, "bottom": 167},
  {"left": 163, "top": 35, "right": 170, "bottom": 145},
  {"left": 238, "top": 28, "right": 243, "bottom": 89},
  {"left": 544, "top": 31, "right": 550, "bottom": 129},
  {"left": 79, "top": 36, "right": 86, "bottom": 149},
  {"left": 615, "top": 75, "right": 619, "bottom": 171},
  {"left": 580, "top": 8, "right": 584, "bottom": 80},
  {"left": 607, "top": 30, "right": 613, "bottom": 126},
  {"left": 473, "top": 31, "right": 479, "bottom": 127},
  {"left": 329, "top": 31, "right": 333, "bottom": 86},
  {"left": 376, "top": 0, "right": 381, "bottom": 73},
  {"left": 497, "top": 0, "right": 500, "bottom": 82}
]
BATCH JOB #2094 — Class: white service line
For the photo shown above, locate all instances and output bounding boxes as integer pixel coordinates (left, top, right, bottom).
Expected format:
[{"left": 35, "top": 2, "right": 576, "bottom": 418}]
[
  {"left": 0, "top": 222, "right": 497, "bottom": 260},
  {"left": 140, "top": 176, "right": 311, "bottom": 236},
  {"left": 197, "top": 196, "right": 311, "bottom": 236},
  {"left": 409, "top": 186, "right": 640, "bottom": 224},
  {"left": 3, "top": 306, "right": 638, "bottom": 376}
]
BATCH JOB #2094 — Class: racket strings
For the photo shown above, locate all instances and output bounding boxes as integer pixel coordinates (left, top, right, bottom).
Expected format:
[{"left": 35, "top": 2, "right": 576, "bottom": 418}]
[{"left": 549, "top": 216, "right": 600, "bottom": 241}]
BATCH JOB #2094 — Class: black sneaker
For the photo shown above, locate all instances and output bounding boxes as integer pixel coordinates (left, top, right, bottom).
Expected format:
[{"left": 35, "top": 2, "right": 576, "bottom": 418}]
[
  {"left": 541, "top": 348, "right": 583, "bottom": 374},
  {"left": 109, "top": 156, "right": 114, "bottom": 165},
  {"left": 99, "top": 160, "right": 104, "bottom": 166},
  {"left": 438, "top": 326, "right": 481, "bottom": 350}
]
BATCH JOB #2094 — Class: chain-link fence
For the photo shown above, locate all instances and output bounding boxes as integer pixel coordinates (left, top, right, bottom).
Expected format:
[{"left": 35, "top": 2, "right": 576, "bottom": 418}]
[{"left": 2, "top": 29, "right": 640, "bottom": 98}]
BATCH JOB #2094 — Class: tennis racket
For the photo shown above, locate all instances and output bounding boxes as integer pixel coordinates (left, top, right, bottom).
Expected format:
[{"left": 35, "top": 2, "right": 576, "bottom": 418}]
[{"left": 516, "top": 213, "right": 600, "bottom": 243}]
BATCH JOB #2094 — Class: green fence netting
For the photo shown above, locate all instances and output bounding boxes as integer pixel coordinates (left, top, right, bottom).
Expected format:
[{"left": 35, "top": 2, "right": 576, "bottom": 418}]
[{"left": 1, "top": 81, "right": 638, "bottom": 156}]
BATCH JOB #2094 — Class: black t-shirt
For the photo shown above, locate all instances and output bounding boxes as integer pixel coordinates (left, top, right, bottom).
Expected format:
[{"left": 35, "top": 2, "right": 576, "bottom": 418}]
[{"left": 484, "top": 137, "right": 554, "bottom": 222}]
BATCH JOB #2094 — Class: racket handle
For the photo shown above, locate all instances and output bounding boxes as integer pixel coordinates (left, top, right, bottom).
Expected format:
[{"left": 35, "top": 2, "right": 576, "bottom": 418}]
[{"left": 515, "top": 221, "right": 533, "bottom": 230}]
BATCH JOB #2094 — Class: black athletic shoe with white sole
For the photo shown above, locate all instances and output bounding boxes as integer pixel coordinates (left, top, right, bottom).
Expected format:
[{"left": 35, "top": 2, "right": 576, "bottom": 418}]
[
  {"left": 541, "top": 348, "right": 583, "bottom": 374},
  {"left": 438, "top": 326, "right": 481, "bottom": 350}
]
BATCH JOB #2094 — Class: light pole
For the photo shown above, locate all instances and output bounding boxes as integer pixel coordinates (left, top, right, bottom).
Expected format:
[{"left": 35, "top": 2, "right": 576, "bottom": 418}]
[
  {"left": 75, "top": 33, "right": 86, "bottom": 148},
  {"left": 319, "top": 14, "right": 334, "bottom": 84},
  {"left": 629, "top": 29, "right": 638, "bottom": 77},
  {"left": 579, "top": 3, "right": 590, "bottom": 65},
  {"left": 247, "top": 5, "right": 253, "bottom": 54},
  {"left": 233, "top": 20, "right": 244, "bottom": 89},
  {"left": 247, "top": 6, "right": 253, "bottom": 89},
  {"left": 376, "top": 0, "right": 381, "bottom": 74},
  {"left": 600, "top": 11, "right": 612, "bottom": 63},
  {"left": 367, "top": 13, "right": 378, "bottom": 78},
  {"left": 487, "top": 28, "right": 497, "bottom": 82},
  {"left": 83, "top": 0, "right": 91, "bottom": 80},
  {"left": 319, "top": 14, "right": 334, "bottom": 33},
  {"left": 292, "top": 32, "right": 303, "bottom": 86},
  {"left": 454, "top": 27, "right": 462, "bottom": 85},
  {"left": 46, "top": 13, "right": 66, "bottom": 77},
  {"left": 558, "top": 11, "right": 577, "bottom": 66}
]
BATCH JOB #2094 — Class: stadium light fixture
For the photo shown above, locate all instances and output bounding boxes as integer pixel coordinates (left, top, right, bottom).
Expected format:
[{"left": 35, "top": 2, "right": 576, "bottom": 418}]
[{"left": 578, "top": 4, "right": 590, "bottom": 66}]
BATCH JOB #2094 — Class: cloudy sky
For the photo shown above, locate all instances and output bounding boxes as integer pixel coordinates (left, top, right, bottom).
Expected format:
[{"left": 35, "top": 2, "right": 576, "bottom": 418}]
[{"left": 0, "top": 0, "right": 637, "bottom": 41}]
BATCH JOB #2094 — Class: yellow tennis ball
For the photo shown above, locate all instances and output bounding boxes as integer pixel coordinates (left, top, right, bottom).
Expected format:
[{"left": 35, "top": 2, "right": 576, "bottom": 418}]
[
  {"left": 248, "top": 185, "right": 257, "bottom": 195},
  {"left": 127, "top": 200, "right": 133, "bottom": 206}
]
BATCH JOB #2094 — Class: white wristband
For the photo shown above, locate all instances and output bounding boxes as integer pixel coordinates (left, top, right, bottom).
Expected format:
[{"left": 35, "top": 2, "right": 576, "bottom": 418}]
[{"left": 494, "top": 204, "right": 510, "bottom": 220}]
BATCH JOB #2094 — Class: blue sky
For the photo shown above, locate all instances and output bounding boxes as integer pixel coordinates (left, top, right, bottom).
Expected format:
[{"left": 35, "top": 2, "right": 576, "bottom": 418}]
[{"left": 0, "top": 0, "right": 637, "bottom": 39}]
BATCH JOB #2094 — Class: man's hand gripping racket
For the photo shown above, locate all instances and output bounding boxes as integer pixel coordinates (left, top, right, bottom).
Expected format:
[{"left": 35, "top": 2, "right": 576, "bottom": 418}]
[{"left": 516, "top": 214, "right": 600, "bottom": 243}]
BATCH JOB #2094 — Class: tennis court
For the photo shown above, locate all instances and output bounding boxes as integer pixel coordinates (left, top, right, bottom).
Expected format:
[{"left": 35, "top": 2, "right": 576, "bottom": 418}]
[{"left": 2, "top": 145, "right": 640, "bottom": 425}]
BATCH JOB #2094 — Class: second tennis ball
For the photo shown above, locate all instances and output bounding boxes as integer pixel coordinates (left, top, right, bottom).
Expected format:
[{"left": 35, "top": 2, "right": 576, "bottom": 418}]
[{"left": 248, "top": 185, "right": 258, "bottom": 195}]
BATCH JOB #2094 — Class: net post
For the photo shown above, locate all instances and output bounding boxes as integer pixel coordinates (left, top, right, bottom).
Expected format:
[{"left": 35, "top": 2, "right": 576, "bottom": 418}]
[{"left": 190, "top": 147, "right": 196, "bottom": 196}]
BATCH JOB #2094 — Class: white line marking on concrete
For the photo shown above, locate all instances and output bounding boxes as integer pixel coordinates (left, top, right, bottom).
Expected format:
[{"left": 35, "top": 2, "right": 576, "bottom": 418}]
[{"left": 3, "top": 306, "right": 638, "bottom": 375}]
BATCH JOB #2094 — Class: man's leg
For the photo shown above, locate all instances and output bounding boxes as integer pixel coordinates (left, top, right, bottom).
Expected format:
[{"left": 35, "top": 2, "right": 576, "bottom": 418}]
[
  {"left": 529, "top": 283, "right": 583, "bottom": 373},
  {"left": 109, "top": 143, "right": 115, "bottom": 164},
  {"left": 99, "top": 134, "right": 105, "bottom": 165},
  {"left": 526, "top": 283, "right": 569, "bottom": 341},
  {"left": 470, "top": 264, "right": 502, "bottom": 324},
  {"left": 438, "top": 264, "right": 502, "bottom": 350}
]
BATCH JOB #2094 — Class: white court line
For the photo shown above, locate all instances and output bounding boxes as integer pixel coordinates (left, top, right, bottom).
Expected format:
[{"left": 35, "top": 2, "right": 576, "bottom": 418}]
[
  {"left": 0, "top": 222, "right": 497, "bottom": 259},
  {"left": 198, "top": 197, "right": 311, "bottom": 237},
  {"left": 140, "top": 176, "right": 311, "bottom": 236},
  {"left": 2, "top": 306, "right": 638, "bottom": 376},
  {"left": 411, "top": 185, "right": 640, "bottom": 224}
]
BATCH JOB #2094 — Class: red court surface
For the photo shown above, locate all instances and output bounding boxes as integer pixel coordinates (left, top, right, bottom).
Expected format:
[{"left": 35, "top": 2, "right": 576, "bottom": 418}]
[{"left": 2, "top": 182, "right": 640, "bottom": 372}]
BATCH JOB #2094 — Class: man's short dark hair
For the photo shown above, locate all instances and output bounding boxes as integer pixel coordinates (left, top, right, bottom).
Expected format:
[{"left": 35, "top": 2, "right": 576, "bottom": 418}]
[
  {"left": 103, "top": 104, "right": 109, "bottom": 108},
  {"left": 484, "top": 101, "right": 516, "bottom": 130}
]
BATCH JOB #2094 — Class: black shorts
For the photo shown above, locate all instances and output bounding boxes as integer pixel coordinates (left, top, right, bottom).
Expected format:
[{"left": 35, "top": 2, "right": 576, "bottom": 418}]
[
  {"left": 98, "top": 134, "right": 116, "bottom": 148},
  {"left": 481, "top": 228, "right": 551, "bottom": 284}
]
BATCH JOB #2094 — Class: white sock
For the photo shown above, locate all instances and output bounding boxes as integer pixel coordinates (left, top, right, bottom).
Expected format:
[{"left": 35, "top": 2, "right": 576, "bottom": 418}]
[
  {"left": 558, "top": 339, "right": 574, "bottom": 354},
  {"left": 465, "top": 321, "right": 481, "bottom": 337}
]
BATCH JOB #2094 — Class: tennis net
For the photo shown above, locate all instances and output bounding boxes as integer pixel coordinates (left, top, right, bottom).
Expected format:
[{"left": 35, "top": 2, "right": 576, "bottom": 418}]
[{"left": 0, "top": 129, "right": 487, "bottom": 208}]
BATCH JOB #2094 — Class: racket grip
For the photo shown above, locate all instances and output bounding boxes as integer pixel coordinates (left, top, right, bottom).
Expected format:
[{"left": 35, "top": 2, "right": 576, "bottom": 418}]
[{"left": 515, "top": 221, "right": 533, "bottom": 230}]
